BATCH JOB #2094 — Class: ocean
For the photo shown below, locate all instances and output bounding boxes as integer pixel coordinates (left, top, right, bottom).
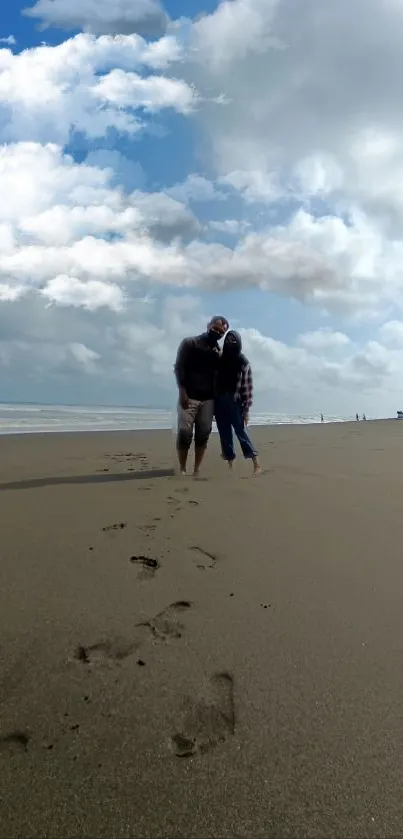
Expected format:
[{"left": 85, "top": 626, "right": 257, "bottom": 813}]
[{"left": 0, "top": 403, "right": 352, "bottom": 435}]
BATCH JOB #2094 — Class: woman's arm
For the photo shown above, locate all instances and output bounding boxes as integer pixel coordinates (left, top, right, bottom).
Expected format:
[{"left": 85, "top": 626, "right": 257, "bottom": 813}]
[{"left": 240, "top": 364, "right": 253, "bottom": 420}]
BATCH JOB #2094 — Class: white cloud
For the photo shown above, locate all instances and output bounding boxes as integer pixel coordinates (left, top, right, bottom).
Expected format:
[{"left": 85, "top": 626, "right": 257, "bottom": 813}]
[
  {"left": 129, "top": 191, "right": 201, "bottom": 240},
  {"left": 0, "top": 36, "right": 16, "bottom": 46},
  {"left": 0, "top": 142, "right": 349, "bottom": 308},
  {"left": 0, "top": 283, "right": 24, "bottom": 302},
  {"left": 190, "top": 0, "right": 280, "bottom": 73},
  {"left": 69, "top": 342, "right": 100, "bottom": 372},
  {"left": 219, "top": 170, "right": 281, "bottom": 203},
  {"left": 0, "top": 143, "right": 201, "bottom": 288},
  {"left": 23, "top": 0, "right": 168, "bottom": 37},
  {"left": 209, "top": 220, "right": 250, "bottom": 235},
  {"left": 178, "top": 0, "right": 403, "bottom": 319},
  {"left": 4, "top": 141, "right": 403, "bottom": 325},
  {"left": 167, "top": 174, "right": 227, "bottom": 203},
  {"left": 297, "top": 328, "right": 350, "bottom": 351},
  {"left": 378, "top": 320, "right": 403, "bottom": 347},
  {"left": 92, "top": 68, "right": 197, "bottom": 114},
  {"left": 42, "top": 276, "right": 125, "bottom": 311},
  {"left": 188, "top": 0, "right": 403, "bottom": 178},
  {"left": 0, "top": 32, "right": 190, "bottom": 144},
  {"left": 240, "top": 327, "right": 397, "bottom": 414}
]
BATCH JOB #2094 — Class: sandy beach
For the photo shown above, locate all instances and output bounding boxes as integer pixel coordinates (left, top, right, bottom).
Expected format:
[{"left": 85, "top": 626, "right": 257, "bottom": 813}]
[{"left": 1, "top": 420, "right": 403, "bottom": 837}]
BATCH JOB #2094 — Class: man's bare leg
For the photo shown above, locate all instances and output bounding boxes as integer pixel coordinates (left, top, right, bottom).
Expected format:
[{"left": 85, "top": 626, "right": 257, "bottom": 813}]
[
  {"left": 176, "top": 445, "right": 189, "bottom": 475},
  {"left": 193, "top": 444, "right": 207, "bottom": 476}
]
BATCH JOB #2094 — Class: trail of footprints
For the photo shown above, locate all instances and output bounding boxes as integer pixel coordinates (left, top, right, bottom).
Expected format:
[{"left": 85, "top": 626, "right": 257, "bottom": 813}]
[
  {"left": 1, "top": 484, "right": 235, "bottom": 761},
  {"left": 83, "top": 485, "right": 233, "bottom": 756},
  {"left": 101, "top": 451, "right": 151, "bottom": 472}
]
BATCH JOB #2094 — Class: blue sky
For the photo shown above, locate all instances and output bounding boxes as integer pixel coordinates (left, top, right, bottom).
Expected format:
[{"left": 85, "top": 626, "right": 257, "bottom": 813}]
[{"left": 0, "top": 0, "right": 402, "bottom": 414}]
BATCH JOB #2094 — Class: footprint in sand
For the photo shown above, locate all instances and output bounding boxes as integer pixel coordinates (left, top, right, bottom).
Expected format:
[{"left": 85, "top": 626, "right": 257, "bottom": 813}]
[
  {"left": 137, "top": 601, "right": 192, "bottom": 643},
  {"left": 190, "top": 545, "right": 218, "bottom": 571},
  {"left": 74, "top": 639, "right": 138, "bottom": 666},
  {"left": 130, "top": 555, "right": 160, "bottom": 579},
  {"left": 75, "top": 602, "right": 192, "bottom": 667},
  {"left": 0, "top": 731, "right": 29, "bottom": 754},
  {"left": 102, "top": 522, "right": 127, "bottom": 532},
  {"left": 170, "top": 673, "right": 235, "bottom": 757},
  {"left": 167, "top": 496, "right": 181, "bottom": 507}
]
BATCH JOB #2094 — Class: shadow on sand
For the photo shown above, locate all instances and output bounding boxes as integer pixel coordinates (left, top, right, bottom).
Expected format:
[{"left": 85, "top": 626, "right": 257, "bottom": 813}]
[{"left": 0, "top": 468, "right": 175, "bottom": 492}]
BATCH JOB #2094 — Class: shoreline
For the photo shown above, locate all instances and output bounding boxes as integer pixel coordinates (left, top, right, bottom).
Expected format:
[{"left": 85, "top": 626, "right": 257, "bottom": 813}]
[
  {"left": 0, "top": 416, "right": 390, "bottom": 438},
  {"left": 0, "top": 401, "right": 367, "bottom": 436}
]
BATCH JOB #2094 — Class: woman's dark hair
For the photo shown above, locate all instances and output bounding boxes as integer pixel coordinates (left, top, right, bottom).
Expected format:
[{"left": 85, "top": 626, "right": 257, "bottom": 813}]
[{"left": 217, "top": 331, "right": 247, "bottom": 395}]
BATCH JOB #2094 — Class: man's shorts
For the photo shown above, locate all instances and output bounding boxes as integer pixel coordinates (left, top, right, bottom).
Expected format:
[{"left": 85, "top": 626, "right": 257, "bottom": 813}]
[{"left": 177, "top": 399, "right": 214, "bottom": 448}]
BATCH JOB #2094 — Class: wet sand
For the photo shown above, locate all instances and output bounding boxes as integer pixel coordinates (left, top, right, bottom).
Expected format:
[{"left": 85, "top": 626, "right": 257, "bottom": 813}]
[{"left": 1, "top": 420, "right": 403, "bottom": 837}]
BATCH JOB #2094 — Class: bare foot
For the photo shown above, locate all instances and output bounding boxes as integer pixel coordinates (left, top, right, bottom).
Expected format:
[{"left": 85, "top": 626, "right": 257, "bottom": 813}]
[{"left": 253, "top": 464, "right": 261, "bottom": 476}]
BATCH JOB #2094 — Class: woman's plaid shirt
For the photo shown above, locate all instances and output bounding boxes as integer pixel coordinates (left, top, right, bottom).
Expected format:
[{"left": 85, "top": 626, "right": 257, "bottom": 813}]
[{"left": 235, "top": 363, "right": 253, "bottom": 412}]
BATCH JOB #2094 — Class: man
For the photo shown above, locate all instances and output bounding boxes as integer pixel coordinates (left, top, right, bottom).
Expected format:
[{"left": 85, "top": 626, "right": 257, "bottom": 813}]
[{"left": 174, "top": 315, "right": 229, "bottom": 475}]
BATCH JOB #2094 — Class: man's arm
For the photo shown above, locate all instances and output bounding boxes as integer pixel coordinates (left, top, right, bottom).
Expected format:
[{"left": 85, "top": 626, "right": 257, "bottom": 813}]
[{"left": 174, "top": 339, "right": 191, "bottom": 408}]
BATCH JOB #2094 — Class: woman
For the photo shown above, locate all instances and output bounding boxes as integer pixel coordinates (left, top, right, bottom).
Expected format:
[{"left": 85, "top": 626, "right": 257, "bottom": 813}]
[{"left": 215, "top": 330, "right": 260, "bottom": 475}]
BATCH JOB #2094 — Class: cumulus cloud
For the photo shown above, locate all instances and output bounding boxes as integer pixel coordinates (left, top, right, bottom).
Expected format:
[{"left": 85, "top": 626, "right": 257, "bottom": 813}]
[
  {"left": 0, "top": 142, "right": 353, "bottom": 310},
  {"left": 378, "top": 321, "right": 403, "bottom": 347},
  {"left": 218, "top": 170, "right": 281, "bottom": 204},
  {"left": 188, "top": 0, "right": 403, "bottom": 176},
  {"left": 23, "top": 0, "right": 168, "bottom": 37},
  {"left": 92, "top": 68, "right": 196, "bottom": 114},
  {"left": 0, "top": 33, "right": 191, "bottom": 144},
  {"left": 176, "top": 0, "right": 403, "bottom": 319},
  {"left": 240, "top": 327, "right": 399, "bottom": 414},
  {"left": 0, "top": 143, "right": 203, "bottom": 300},
  {"left": 129, "top": 192, "right": 201, "bottom": 241},
  {"left": 167, "top": 174, "right": 227, "bottom": 203},
  {"left": 0, "top": 292, "right": 208, "bottom": 404},
  {"left": 0, "top": 283, "right": 25, "bottom": 302},
  {"left": 209, "top": 220, "right": 250, "bottom": 235},
  {"left": 3, "top": 139, "right": 403, "bottom": 330},
  {"left": 297, "top": 329, "right": 350, "bottom": 351},
  {"left": 42, "top": 276, "right": 125, "bottom": 311},
  {"left": 69, "top": 342, "right": 101, "bottom": 372}
]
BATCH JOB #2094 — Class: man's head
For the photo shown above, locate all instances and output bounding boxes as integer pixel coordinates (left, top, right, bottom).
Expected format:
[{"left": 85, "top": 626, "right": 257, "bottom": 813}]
[{"left": 207, "top": 315, "right": 229, "bottom": 340}]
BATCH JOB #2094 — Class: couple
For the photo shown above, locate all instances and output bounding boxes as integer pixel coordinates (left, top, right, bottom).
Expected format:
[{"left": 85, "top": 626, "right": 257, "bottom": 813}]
[{"left": 174, "top": 315, "right": 260, "bottom": 476}]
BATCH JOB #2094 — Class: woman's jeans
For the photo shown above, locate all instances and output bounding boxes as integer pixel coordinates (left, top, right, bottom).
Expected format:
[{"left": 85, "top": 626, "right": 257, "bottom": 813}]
[{"left": 215, "top": 394, "right": 258, "bottom": 462}]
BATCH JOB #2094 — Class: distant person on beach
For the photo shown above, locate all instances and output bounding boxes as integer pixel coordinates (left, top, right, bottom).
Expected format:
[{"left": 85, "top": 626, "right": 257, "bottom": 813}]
[
  {"left": 215, "top": 330, "right": 261, "bottom": 475},
  {"left": 356, "top": 413, "right": 359, "bottom": 422},
  {"left": 321, "top": 413, "right": 324, "bottom": 423},
  {"left": 174, "top": 315, "right": 229, "bottom": 476}
]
